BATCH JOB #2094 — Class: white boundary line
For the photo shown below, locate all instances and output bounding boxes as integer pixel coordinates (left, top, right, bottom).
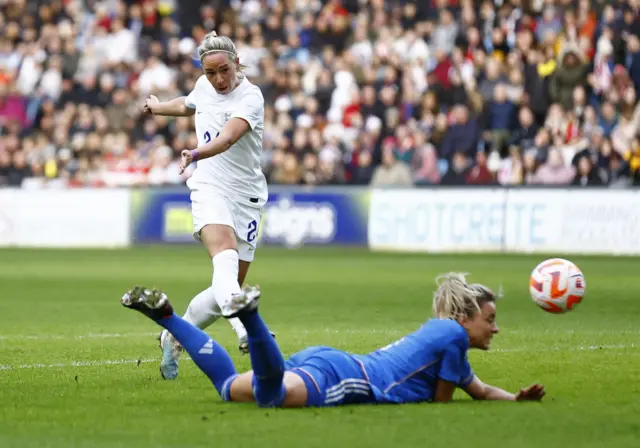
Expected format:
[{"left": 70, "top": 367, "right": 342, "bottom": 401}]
[
  {"left": 0, "top": 332, "right": 159, "bottom": 341},
  {"left": 0, "top": 359, "right": 156, "bottom": 371},
  {"left": 1, "top": 328, "right": 638, "bottom": 341},
  {"left": 0, "top": 343, "right": 636, "bottom": 372}
]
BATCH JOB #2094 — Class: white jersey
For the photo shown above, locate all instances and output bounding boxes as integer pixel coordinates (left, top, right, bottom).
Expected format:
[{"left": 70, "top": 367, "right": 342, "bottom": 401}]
[{"left": 185, "top": 75, "right": 268, "bottom": 208}]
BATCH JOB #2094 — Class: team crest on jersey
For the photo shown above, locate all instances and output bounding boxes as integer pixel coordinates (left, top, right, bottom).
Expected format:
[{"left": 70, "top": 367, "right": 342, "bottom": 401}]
[{"left": 222, "top": 111, "right": 232, "bottom": 123}]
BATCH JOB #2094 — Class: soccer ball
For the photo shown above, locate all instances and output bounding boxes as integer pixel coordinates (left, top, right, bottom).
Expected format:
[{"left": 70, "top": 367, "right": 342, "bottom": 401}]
[{"left": 529, "top": 258, "right": 586, "bottom": 313}]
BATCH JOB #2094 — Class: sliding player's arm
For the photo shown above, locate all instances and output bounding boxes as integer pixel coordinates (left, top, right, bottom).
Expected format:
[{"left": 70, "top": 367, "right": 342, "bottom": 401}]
[
  {"left": 433, "top": 379, "right": 457, "bottom": 403},
  {"left": 464, "top": 376, "right": 545, "bottom": 401},
  {"left": 432, "top": 337, "right": 544, "bottom": 403},
  {"left": 433, "top": 339, "right": 476, "bottom": 403}
]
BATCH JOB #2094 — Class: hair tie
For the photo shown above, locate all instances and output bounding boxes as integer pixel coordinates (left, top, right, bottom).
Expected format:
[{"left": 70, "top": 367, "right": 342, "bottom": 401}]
[{"left": 199, "top": 49, "right": 237, "bottom": 61}]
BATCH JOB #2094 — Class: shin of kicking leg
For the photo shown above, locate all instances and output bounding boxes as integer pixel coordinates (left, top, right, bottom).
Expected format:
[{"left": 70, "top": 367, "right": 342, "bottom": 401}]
[
  {"left": 182, "top": 283, "right": 244, "bottom": 340},
  {"left": 201, "top": 225, "right": 247, "bottom": 338},
  {"left": 183, "top": 287, "right": 221, "bottom": 329},
  {"left": 211, "top": 249, "right": 241, "bottom": 311},
  {"left": 213, "top": 253, "right": 247, "bottom": 338}
]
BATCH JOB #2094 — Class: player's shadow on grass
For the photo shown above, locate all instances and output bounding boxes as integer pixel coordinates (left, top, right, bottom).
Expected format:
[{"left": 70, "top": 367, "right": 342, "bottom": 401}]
[{"left": 197, "top": 397, "right": 541, "bottom": 414}]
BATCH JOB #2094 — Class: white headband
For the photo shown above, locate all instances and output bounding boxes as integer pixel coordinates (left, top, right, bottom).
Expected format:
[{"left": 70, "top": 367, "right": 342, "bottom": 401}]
[{"left": 199, "top": 49, "right": 237, "bottom": 61}]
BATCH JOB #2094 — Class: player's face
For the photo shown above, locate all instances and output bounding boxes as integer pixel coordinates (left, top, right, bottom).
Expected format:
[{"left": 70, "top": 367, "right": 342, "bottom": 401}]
[
  {"left": 202, "top": 53, "right": 239, "bottom": 95},
  {"left": 461, "top": 301, "right": 499, "bottom": 350}
]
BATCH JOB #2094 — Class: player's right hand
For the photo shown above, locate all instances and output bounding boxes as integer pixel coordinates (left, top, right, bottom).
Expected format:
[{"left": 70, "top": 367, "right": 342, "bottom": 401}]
[
  {"left": 515, "top": 383, "right": 545, "bottom": 401},
  {"left": 179, "top": 150, "right": 194, "bottom": 175},
  {"left": 143, "top": 95, "right": 159, "bottom": 114}
]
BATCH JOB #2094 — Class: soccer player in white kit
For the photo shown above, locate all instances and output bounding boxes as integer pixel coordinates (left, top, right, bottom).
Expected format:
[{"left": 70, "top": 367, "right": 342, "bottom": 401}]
[{"left": 141, "top": 31, "right": 269, "bottom": 379}]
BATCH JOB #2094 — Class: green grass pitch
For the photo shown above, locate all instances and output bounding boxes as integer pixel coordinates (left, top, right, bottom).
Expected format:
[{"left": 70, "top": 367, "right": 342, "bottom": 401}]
[{"left": 0, "top": 246, "right": 638, "bottom": 448}]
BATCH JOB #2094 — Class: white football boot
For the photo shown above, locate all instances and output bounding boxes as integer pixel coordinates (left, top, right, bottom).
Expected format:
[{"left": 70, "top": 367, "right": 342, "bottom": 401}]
[{"left": 158, "top": 329, "right": 182, "bottom": 380}]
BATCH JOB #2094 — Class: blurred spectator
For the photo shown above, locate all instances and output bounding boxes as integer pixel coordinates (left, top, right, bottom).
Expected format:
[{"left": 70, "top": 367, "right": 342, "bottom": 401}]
[
  {"left": 497, "top": 146, "right": 524, "bottom": 186},
  {"left": 482, "top": 83, "right": 516, "bottom": 153},
  {"left": 530, "top": 148, "right": 576, "bottom": 185},
  {"left": 411, "top": 132, "right": 440, "bottom": 185},
  {"left": 370, "top": 147, "right": 413, "bottom": 187},
  {"left": 441, "top": 151, "right": 470, "bottom": 185},
  {"left": 466, "top": 151, "right": 495, "bottom": 185},
  {"left": 626, "top": 137, "right": 640, "bottom": 185},
  {"left": 549, "top": 44, "right": 588, "bottom": 111},
  {"left": 0, "top": 0, "right": 638, "bottom": 189},
  {"left": 572, "top": 154, "right": 605, "bottom": 187},
  {"left": 440, "top": 105, "right": 479, "bottom": 161},
  {"left": 271, "top": 152, "right": 302, "bottom": 185},
  {"left": 507, "top": 107, "right": 539, "bottom": 152}
]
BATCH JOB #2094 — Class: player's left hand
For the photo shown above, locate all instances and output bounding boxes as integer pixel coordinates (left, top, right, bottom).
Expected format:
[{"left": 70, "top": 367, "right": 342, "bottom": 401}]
[
  {"left": 179, "top": 150, "right": 194, "bottom": 175},
  {"left": 515, "top": 383, "right": 545, "bottom": 401}
]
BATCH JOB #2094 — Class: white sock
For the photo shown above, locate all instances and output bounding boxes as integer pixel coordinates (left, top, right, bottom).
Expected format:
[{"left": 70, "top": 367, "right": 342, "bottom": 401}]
[
  {"left": 182, "top": 287, "right": 221, "bottom": 329},
  {"left": 212, "top": 249, "right": 247, "bottom": 338},
  {"left": 182, "top": 286, "right": 246, "bottom": 340},
  {"left": 227, "top": 317, "right": 247, "bottom": 339}
]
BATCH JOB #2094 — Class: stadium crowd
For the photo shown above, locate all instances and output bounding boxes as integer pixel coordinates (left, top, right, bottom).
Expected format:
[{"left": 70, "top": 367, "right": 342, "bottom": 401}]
[{"left": 1, "top": 0, "right": 640, "bottom": 189}]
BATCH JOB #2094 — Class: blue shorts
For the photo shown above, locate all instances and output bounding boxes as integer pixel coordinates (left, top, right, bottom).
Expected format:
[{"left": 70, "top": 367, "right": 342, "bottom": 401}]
[{"left": 285, "top": 346, "right": 374, "bottom": 407}]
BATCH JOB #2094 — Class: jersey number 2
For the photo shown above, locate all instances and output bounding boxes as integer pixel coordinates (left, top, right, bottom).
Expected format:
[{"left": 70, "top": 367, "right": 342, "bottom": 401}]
[
  {"left": 247, "top": 220, "right": 257, "bottom": 243},
  {"left": 203, "top": 131, "right": 219, "bottom": 143}
]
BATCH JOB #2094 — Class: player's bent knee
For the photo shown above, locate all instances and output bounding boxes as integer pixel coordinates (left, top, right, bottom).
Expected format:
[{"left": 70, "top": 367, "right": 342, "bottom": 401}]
[
  {"left": 281, "top": 372, "right": 308, "bottom": 408},
  {"left": 220, "top": 374, "right": 240, "bottom": 402},
  {"left": 200, "top": 224, "right": 238, "bottom": 258},
  {"left": 227, "top": 372, "right": 255, "bottom": 403},
  {"left": 225, "top": 372, "right": 308, "bottom": 408}
]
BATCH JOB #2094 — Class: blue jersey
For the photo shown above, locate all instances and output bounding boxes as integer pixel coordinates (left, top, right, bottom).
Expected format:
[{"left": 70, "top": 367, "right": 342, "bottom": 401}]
[{"left": 354, "top": 319, "right": 475, "bottom": 404}]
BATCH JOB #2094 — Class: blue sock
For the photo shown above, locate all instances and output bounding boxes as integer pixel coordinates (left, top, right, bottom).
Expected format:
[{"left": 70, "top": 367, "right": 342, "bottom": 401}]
[
  {"left": 158, "top": 314, "right": 237, "bottom": 400},
  {"left": 238, "top": 310, "right": 286, "bottom": 407}
]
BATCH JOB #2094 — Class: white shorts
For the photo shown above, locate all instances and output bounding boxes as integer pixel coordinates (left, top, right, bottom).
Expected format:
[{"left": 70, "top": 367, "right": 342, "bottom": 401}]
[{"left": 190, "top": 187, "right": 262, "bottom": 262}]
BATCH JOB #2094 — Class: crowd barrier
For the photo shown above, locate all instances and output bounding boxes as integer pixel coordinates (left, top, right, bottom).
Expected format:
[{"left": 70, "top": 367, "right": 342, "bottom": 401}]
[
  {"left": 130, "top": 187, "right": 369, "bottom": 247},
  {"left": 368, "top": 188, "right": 640, "bottom": 255},
  {"left": 1, "top": 186, "right": 639, "bottom": 255},
  {"left": 0, "top": 189, "right": 131, "bottom": 248}
]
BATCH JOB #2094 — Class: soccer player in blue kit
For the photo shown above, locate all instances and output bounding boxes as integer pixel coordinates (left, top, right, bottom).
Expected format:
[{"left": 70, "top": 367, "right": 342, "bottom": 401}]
[{"left": 121, "top": 273, "right": 545, "bottom": 407}]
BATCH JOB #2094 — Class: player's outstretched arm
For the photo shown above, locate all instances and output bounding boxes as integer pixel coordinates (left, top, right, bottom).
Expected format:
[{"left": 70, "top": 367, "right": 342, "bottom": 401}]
[
  {"left": 143, "top": 95, "right": 195, "bottom": 117},
  {"left": 464, "top": 376, "right": 545, "bottom": 402}
]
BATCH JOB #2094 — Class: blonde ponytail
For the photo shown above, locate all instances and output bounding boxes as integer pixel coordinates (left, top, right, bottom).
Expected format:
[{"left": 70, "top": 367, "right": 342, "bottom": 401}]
[
  {"left": 432, "top": 273, "right": 498, "bottom": 321},
  {"left": 196, "top": 31, "right": 248, "bottom": 71}
]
